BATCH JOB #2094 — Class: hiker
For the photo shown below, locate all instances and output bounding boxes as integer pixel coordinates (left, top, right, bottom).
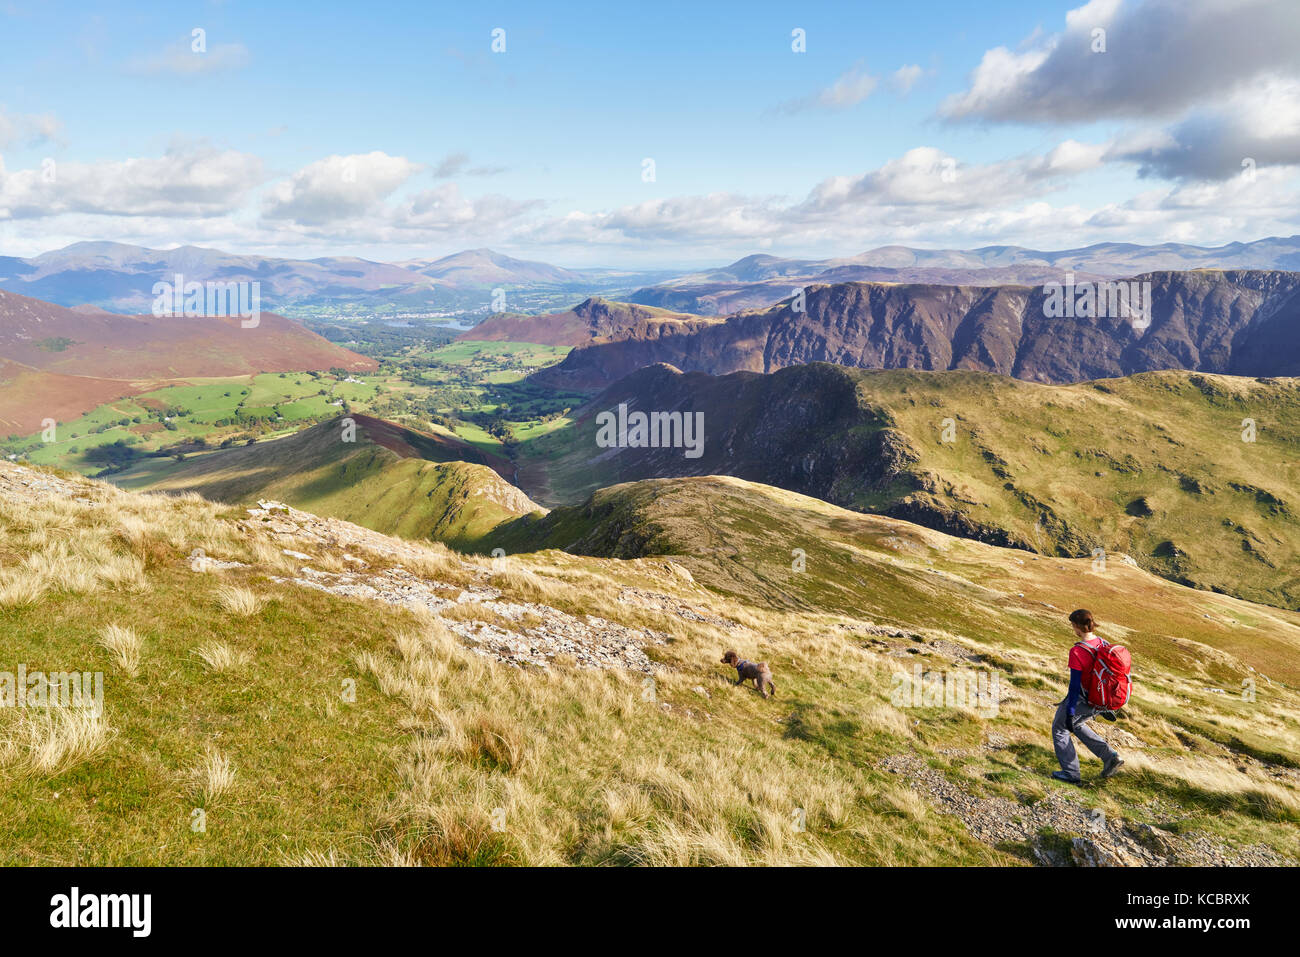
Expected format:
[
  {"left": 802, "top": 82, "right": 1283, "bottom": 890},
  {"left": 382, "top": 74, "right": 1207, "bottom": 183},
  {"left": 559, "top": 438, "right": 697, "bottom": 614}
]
[{"left": 1052, "top": 609, "right": 1125, "bottom": 784}]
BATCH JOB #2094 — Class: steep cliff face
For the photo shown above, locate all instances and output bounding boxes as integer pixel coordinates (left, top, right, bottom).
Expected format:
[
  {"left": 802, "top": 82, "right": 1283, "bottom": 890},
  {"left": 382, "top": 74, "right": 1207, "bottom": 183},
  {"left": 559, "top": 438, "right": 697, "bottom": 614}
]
[
  {"left": 562, "top": 362, "right": 916, "bottom": 505},
  {"left": 532, "top": 271, "right": 1300, "bottom": 390}
]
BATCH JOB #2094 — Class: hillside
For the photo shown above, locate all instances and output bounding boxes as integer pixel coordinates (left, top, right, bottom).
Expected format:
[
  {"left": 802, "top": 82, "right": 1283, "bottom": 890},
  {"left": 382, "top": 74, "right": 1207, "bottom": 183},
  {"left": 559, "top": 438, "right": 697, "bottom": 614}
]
[
  {"left": 0, "top": 289, "right": 376, "bottom": 433},
  {"left": 516, "top": 363, "right": 1300, "bottom": 610},
  {"left": 535, "top": 271, "right": 1300, "bottom": 389},
  {"left": 629, "top": 265, "right": 1120, "bottom": 315},
  {"left": 113, "top": 414, "right": 538, "bottom": 548},
  {"left": 459, "top": 297, "right": 711, "bottom": 347},
  {"left": 2, "top": 461, "right": 1296, "bottom": 866},
  {"left": 0, "top": 288, "right": 374, "bottom": 379},
  {"left": 0, "top": 358, "right": 146, "bottom": 436}
]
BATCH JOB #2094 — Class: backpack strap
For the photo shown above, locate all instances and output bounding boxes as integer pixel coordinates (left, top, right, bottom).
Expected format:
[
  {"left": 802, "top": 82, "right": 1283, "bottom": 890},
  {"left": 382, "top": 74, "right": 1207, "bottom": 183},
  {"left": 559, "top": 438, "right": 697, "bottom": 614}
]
[{"left": 1074, "top": 635, "right": 1106, "bottom": 660}]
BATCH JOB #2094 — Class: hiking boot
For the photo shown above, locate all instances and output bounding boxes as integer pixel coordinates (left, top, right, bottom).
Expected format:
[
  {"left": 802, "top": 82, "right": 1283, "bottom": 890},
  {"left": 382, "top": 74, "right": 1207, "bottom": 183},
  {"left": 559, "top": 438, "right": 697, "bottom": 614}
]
[
  {"left": 1051, "top": 771, "right": 1082, "bottom": 785},
  {"left": 1099, "top": 709, "right": 1118, "bottom": 722},
  {"left": 1100, "top": 755, "right": 1124, "bottom": 779}
]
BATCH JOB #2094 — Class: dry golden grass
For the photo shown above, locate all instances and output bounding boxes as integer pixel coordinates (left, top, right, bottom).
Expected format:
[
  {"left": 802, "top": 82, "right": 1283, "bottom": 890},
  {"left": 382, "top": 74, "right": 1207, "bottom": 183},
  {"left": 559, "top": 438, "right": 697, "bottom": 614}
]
[
  {"left": 193, "top": 640, "right": 251, "bottom": 673},
  {"left": 0, "top": 572, "right": 47, "bottom": 608},
  {"left": 355, "top": 615, "right": 878, "bottom": 866},
  {"left": 310, "top": 550, "right": 347, "bottom": 573},
  {"left": 215, "top": 584, "right": 263, "bottom": 617},
  {"left": 0, "top": 706, "right": 110, "bottom": 777},
  {"left": 1124, "top": 751, "right": 1300, "bottom": 814},
  {"left": 97, "top": 624, "right": 143, "bottom": 677},
  {"left": 246, "top": 539, "right": 297, "bottom": 573},
  {"left": 283, "top": 848, "right": 343, "bottom": 866},
  {"left": 488, "top": 565, "right": 548, "bottom": 600},
  {"left": 192, "top": 748, "right": 237, "bottom": 806},
  {"left": 436, "top": 601, "right": 519, "bottom": 632},
  {"left": 403, "top": 543, "right": 468, "bottom": 583}
]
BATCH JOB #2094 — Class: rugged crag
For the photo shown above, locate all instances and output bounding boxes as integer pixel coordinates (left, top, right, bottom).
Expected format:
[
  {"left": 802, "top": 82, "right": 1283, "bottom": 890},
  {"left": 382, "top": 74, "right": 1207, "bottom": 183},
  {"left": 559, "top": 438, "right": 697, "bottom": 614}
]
[{"left": 533, "top": 271, "right": 1300, "bottom": 390}]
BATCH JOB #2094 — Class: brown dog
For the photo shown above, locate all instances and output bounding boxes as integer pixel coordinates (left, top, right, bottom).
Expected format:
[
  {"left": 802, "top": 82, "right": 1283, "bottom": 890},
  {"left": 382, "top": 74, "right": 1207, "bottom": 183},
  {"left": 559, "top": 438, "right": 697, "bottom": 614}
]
[{"left": 721, "top": 650, "right": 775, "bottom": 698}]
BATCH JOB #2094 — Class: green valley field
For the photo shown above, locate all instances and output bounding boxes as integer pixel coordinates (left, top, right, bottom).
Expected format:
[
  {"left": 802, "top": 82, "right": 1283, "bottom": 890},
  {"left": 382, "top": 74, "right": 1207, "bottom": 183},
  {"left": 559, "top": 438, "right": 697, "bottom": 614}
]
[{"left": 2, "top": 339, "right": 579, "bottom": 481}]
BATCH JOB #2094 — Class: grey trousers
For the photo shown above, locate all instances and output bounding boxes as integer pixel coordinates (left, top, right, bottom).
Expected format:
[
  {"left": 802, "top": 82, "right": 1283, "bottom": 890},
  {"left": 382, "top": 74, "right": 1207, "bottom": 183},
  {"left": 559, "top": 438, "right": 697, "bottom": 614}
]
[{"left": 1052, "top": 699, "right": 1117, "bottom": 778}]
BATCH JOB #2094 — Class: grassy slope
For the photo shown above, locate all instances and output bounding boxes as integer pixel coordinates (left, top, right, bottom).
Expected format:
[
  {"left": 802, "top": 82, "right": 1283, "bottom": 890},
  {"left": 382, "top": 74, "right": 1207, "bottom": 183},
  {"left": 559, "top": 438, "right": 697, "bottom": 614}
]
[
  {"left": 5, "top": 371, "right": 381, "bottom": 470},
  {"left": 112, "top": 416, "right": 535, "bottom": 549},
  {"left": 3, "top": 465, "right": 1297, "bottom": 866},
  {"left": 491, "top": 475, "right": 1300, "bottom": 849},
  {"left": 516, "top": 366, "right": 1300, "bottom": 609},
  {"left": 851, "top": 370, "right": 1300, "bottom": 605}
]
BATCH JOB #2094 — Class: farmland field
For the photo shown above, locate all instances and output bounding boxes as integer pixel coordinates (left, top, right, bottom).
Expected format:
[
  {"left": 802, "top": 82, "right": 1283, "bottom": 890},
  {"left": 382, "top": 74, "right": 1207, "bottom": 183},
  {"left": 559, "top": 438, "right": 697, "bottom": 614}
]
[{"left": 1, "top": 337, "right": 579, "bottom": 477}]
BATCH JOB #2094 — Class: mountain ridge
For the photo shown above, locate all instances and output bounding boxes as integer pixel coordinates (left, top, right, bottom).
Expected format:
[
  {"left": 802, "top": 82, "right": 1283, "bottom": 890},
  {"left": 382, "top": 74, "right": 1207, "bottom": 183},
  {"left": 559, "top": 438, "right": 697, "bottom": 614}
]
[
  {"left": 533, "top": 271, "right": 1300, "bottom": 389},
  {"left": 515, "top": 361, "right": 1300, "bottom": 609},
  {"left": 113, "top": 413, "right": 539, "bottom": 547},
  {"left": 627, "top": 237, "right": 1300, "bottom": 314}
]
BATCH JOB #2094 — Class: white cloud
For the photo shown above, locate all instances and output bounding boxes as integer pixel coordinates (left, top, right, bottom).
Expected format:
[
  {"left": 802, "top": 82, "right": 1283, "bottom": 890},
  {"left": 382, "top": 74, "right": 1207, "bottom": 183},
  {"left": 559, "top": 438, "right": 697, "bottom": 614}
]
[
  {"left": 939, "top": 0, "right": 1300, "bottom": 185},
  {"left": 0, "top": 145, "right": 265, "bottom": 219},
  {"left": 259, "top": 155, "right": 540, "bottom": 241},
  {"left": 431, "top": 151, "right": 507, "bottom": 179},
  {"left": 941, "top": 0, "right": 1300, "bottom": 124},
  {"left": 261, "top": 152, "right": 420, "bottom": 225},
  {"left": 393, "top": 183, "right": 541, "bottom": 233},
  {"left": 0, "top": 107, "right": 62, "bottom": 149},
  {"left": 432, "top": 152, "right": 469, "bottom": 178},
  {"left": 774, "top": 62, "right": 877, "bottom": 113},
  {"left": 799, "top": 145, "right": 1099, "bottom": 215},
  {"left": 511, "top": 140, "right": 1300, "bottom": 255},
  {"left": 1108, "top": 79, "right": 1300, "bottom": 179},
  {"left": 891, "top": 64, "right": 925, "bottom": 94}
]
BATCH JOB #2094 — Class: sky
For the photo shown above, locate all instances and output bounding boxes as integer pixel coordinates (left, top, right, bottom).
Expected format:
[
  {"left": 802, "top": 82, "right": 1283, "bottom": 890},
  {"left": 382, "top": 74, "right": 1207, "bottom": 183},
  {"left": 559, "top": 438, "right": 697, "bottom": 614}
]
[{"left": 0, "top": 0, "right": 1298, "bottom": 267}]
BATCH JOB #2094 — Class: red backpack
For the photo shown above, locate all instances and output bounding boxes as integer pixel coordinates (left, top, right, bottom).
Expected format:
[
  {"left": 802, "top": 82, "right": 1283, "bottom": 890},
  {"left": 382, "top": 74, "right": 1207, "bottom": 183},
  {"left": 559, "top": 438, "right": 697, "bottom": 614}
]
[{"left": 1074, "top": 636, "right": 1132, "bottom": 710}]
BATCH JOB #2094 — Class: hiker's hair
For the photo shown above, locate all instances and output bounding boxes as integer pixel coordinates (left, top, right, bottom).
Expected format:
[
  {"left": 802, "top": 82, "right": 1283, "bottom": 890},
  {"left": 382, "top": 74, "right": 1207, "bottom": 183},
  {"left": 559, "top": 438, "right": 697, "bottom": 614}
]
[{"left": 1069, "top": 609, "right": 1097, "bottom": 633}]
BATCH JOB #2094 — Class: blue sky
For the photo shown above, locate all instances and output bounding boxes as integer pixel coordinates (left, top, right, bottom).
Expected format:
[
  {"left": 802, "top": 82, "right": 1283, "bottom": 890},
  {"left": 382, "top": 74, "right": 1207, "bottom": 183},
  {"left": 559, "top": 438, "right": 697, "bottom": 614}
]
[{"left": 1, "top": 0, "right": 1297, "bottom": 266}]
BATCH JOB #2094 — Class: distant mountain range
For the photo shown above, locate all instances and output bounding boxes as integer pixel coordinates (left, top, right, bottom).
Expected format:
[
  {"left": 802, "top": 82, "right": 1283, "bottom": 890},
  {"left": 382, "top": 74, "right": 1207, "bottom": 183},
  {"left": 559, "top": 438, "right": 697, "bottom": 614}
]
[
  {"left": 396, "top": 248, "right": 585, "bottom": 286},
  {"left": 0, "top": 242, "right": 647, "bottom": 317},
  {"left": 532, "top": 271, "right": 1300, "bottom": 389},
  {"left": 626, "top": 236, "right": 1300, "bottom": 314},
  {"left": 5, "top": 236, "right": 1299, "bottom": 318}
]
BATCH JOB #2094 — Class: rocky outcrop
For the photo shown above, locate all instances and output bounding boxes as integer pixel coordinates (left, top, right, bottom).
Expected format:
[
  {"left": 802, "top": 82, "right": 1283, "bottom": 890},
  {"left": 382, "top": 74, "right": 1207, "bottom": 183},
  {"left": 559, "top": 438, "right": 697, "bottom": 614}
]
[{"left": 533, "top": 271, "right": 1300, "bottom": 390}]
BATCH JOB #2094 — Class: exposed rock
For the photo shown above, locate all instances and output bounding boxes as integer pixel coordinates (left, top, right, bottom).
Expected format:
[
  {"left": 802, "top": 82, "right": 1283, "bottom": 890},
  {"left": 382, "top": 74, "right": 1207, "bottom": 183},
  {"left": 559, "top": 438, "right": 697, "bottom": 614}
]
[
  {"left": 535, "top": 272, "right": 1300, "bottom": 390},
  {"left": 881, "top": 753, "right": 1293, "bottom": 867}
]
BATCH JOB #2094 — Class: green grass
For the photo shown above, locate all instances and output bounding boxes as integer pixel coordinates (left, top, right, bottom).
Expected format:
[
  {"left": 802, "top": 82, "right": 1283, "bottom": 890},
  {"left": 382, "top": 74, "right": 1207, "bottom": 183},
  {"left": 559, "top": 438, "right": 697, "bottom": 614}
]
[
  {"left": 513, "top": 364, "right": 1300, "bottom": 609},
  {"left": 4, "top": 464, "right": 1297, "bottom": 865},
  {"left": 493, "top": 475, "right": 1300, "bottom": 857},
  {"left": 112, "top": 416, "right": 535, "bottom": 548},
  {"left": 1, "top": 567, "right": 407, "bottom": 864}
]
